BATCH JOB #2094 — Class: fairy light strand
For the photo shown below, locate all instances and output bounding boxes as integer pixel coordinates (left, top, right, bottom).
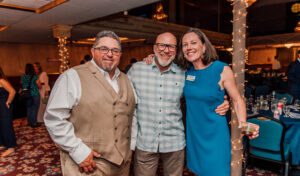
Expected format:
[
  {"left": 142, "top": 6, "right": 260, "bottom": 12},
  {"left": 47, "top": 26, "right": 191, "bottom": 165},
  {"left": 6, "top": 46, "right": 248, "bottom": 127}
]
[
  {"left": 229, "top": 0, "right": 249, "bottom": 173},
  {"left": 58, "top": 36, "right": 69, "bottom": 73}
]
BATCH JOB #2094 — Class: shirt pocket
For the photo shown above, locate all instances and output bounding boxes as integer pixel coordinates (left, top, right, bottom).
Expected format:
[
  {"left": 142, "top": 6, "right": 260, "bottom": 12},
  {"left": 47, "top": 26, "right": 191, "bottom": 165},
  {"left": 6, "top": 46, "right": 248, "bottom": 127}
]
[{"left": 165, "top": 81, "right": 183, "bottom": 103}]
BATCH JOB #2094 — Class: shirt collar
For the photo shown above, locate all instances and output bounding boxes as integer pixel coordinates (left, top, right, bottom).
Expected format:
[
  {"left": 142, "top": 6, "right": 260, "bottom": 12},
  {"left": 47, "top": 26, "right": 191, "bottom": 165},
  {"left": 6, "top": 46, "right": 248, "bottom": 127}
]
[
  {"left": 91, "top": 59, "right": 120, "bottom": 80},
  {"left": 151, "top": 56, "right": 179, "bottom": 74}
]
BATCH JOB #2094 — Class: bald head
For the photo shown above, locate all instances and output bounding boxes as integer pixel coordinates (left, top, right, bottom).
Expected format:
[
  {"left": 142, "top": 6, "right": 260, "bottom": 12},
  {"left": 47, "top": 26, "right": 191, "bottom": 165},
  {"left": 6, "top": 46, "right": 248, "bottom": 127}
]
[{"left": 155, "top": 32, "right": 177, "bottom": 44}]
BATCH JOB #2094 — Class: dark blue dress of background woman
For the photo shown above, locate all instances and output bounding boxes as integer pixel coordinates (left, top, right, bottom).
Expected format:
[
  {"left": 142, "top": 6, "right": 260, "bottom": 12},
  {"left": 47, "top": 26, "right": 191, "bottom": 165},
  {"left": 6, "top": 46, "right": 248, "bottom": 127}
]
[
  {"left": 184, "top": 61, "right": 230, "bottom": 176},
  {"left": 0, "top": 87, "right": 17, "bottom": 149}
]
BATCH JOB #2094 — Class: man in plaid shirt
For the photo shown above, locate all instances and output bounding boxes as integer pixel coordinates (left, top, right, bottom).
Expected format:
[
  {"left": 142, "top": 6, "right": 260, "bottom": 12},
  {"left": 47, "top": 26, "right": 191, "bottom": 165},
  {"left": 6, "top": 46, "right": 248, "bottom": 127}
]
[{"left": 128, "top": 32, "right": 228, "bottom": 176}]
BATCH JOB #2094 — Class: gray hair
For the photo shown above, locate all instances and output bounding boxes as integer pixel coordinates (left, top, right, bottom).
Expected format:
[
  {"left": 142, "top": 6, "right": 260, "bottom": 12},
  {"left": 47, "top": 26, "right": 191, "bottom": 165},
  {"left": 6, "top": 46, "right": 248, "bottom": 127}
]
[{"left": 92, "top": 30, "right": 122, "bottom": 50}]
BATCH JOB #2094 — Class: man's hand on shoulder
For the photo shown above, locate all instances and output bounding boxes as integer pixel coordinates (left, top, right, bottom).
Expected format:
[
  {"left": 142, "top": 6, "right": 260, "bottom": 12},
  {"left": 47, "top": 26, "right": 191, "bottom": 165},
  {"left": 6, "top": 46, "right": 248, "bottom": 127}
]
[{"left": 78, "top": 150, "right": 101, "bottom": 174}]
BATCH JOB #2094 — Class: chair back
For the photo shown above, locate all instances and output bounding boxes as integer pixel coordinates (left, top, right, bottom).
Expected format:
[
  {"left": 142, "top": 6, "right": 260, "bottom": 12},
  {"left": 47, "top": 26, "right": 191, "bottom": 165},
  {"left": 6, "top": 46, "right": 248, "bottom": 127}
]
[
  {"left": 247, "top": 115, "right": 286, "bottom": 162},
  {"left": 275, "top": 92, "right": 293, "bottom": 104},
  {"left": 254, "top": 85, "right": 270, "bottom": 98},
  {"left": 245, "top": 86, "right": 253, "bottom": 98}
]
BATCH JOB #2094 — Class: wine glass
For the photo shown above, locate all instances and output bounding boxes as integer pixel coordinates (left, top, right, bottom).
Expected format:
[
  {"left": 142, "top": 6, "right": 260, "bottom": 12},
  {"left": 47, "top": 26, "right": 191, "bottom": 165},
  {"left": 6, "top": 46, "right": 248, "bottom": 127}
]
[
  {"left": 294, "top": 99, "right": 300, "bottom": 108},
  {"left": 252, "top": 104, "right": 258, "bottom": 114},
  {"left": 283, "top": 106, "right": 290, "bottom": 117},
  {"left": 271, "top": 102, "right": 277, "bottom": 113}
]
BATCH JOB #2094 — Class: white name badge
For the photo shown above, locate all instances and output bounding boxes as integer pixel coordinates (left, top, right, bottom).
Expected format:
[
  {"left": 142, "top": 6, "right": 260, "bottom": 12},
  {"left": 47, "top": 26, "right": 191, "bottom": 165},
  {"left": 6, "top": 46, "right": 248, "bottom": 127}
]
[{"left": 186, "top": 75, "right": 196, "bottom": 82}]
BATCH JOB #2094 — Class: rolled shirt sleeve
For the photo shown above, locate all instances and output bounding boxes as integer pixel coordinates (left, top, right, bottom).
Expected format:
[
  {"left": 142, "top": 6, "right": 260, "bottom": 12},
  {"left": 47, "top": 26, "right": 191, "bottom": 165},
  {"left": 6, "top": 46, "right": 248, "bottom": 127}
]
[{"left": 44, "top": 69, "right": 91, "bottom": 164}]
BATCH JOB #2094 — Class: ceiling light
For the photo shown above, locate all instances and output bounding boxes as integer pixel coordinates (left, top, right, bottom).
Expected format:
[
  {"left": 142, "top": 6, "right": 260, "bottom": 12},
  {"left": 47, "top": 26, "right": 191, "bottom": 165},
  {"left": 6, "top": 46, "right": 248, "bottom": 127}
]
[
  {"left": 226, "top": 48, "right": 233, "bottom": 52},
  {"left": 284, "top": 43, "right": 293, "bottom": 48},
  {"left": 0, "top": 25, "right": 8, "bottom": 32}
]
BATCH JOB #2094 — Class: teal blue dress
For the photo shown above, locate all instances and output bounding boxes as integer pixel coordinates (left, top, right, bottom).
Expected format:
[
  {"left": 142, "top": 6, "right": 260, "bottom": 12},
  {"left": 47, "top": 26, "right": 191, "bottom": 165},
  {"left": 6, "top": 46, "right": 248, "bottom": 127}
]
[{"left": 184, "top": 61, "right": 230, "bottom": 176}]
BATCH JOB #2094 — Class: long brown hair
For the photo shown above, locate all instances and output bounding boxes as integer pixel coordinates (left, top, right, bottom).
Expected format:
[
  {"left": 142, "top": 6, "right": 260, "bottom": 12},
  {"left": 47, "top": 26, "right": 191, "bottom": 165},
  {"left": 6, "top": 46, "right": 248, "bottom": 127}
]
[
  {"left": 34, "top": 62, "right": 43, "bottom": 74},
  {"left": 0, "top": 66, "right": 7, "bottom": 80},
  {"left": 175, "top": 28, "right": 218, "bottom": 70}
]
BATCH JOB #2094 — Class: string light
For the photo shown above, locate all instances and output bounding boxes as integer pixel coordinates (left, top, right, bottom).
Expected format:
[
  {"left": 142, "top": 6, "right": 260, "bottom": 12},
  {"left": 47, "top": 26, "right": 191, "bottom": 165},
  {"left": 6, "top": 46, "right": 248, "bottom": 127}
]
[
  {"left": 51, "top": 25, "right": 72, "bottom": 73},
  {"left": 58, "top": 36, "right": 69, "bottom": 73},
  {"left": 229, "top": 0, "right": 249, "bottom": 174}
]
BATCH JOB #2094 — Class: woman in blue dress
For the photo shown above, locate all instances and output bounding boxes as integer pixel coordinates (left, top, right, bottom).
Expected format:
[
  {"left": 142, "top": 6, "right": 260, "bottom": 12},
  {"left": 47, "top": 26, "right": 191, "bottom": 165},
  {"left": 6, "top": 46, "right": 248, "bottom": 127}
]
[
  {"left": 176, "top": 28, "right": 259, "bottom": 176},
  {"left": 0, "top": 66, "right": 17, "bottom": 157}
]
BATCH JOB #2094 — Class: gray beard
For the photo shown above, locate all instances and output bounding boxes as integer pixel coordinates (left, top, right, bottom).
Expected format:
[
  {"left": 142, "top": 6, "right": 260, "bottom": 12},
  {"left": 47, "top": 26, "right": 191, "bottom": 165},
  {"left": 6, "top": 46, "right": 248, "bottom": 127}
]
[
  {"left": 156, "top": 54, "right": 175, "bottom": 67},
  {"left": 100, "top": 64, "right": 114, "bottom": 73}
]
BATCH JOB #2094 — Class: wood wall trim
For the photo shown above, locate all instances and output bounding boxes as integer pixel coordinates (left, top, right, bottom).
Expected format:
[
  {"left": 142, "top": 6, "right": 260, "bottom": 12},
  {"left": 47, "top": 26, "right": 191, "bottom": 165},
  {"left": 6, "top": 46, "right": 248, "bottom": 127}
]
[
  {"left": 77, "top": 15, "right": 232, "bottom": 47},
  {"left": 247, "top": 32, "right": 300, "bottom": 47}
]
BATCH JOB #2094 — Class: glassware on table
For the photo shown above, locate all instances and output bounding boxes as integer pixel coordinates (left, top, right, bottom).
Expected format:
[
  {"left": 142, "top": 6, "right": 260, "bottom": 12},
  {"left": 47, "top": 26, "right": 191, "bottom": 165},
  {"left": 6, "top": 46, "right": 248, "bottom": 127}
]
[
  {"left": 252, "top": 104, "right": 258, "bottom": 114},
  {"left": 240, "top": 122, "right": 257, "bottom": 137},
  {"left": 248, "top": 95, "right": 254, "bottom": 108},
  {"left": 261, "top": 100, "right": 269, "bottom": 110},
  {"left": 266, "top": 94, "right": 271, "bottom": 102},
  {"left": 271, "top": 101, "right": 278, "bottom": 113},
  {"left": 283, "top": 106, "right": 290, "bottom": 117},
  {"left": 294, "top": 99, "right": 300, "bottom": 107}
]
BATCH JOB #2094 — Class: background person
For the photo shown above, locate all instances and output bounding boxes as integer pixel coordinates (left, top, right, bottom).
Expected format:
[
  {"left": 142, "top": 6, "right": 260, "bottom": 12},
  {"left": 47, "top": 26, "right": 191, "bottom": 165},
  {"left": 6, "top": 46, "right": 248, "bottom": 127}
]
[
  {"left": 272, "top": 55, "right": 281, "bottom": 71},
  {"left": 80, "top": 54, "right": 92, "bottom": 64},
  {"left": 287, "top": 50, "right": 300, "bottom": 100},
  {"left": 21, "top": 63, "right": 41, "bottom": 128},
  {"left": 125, "top": 58, "right": 137, "bottom": 73},
  {"left": 33, "top": 62, "right": 50, "bottom": 123},
  {"left": 177, "top": 28, "right": 259, "bottom": 176},
  {"left": 0, "top": 66, "right": 17, "bottom": 157}
]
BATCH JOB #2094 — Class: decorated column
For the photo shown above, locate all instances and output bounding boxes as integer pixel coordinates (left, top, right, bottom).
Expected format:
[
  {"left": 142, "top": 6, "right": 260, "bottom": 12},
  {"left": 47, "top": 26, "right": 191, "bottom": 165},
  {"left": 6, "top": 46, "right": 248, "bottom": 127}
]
[
  {"left": 52, "top": 25, "right": 72, "bottom": 73},
  {"left": 229, "top": 0, "right": 248, "bottom": 175}
]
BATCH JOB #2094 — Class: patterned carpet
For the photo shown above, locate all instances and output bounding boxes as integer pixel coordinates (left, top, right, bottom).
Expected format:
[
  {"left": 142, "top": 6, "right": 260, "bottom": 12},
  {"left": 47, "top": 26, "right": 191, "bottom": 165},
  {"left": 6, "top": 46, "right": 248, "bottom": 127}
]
[{"left": 0, "top": 118, "right": 281, "bottom": 176}]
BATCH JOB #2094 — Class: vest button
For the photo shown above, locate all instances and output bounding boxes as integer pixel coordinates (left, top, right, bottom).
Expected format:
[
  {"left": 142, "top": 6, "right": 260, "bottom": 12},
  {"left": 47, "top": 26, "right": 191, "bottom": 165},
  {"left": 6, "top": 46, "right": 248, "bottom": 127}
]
[
  {"left": 114, "top": 115, "right": 117, "bottom": 118},
  {"left": 113, "top": 102, "right": 116, "bottom": 106},
  {"left": 115, "top": 127, "right": 117, "bottom": 130},
  {"left": 115, "top": 139, "right": 118, "bottom": 143}
]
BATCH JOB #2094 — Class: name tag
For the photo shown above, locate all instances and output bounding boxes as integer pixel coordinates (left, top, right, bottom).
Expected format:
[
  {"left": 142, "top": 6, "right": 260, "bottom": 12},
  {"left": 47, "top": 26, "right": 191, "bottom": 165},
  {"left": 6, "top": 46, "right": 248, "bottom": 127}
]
[{"left": 186, "top": 75, "right": 196, "bottom": 82}]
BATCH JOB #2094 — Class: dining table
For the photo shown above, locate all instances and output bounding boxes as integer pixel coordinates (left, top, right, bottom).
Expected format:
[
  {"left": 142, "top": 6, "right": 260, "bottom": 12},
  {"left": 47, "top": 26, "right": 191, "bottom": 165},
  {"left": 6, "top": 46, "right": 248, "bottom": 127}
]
[{"left": 247, "top": 106, "right": 300, "bottom": 166}]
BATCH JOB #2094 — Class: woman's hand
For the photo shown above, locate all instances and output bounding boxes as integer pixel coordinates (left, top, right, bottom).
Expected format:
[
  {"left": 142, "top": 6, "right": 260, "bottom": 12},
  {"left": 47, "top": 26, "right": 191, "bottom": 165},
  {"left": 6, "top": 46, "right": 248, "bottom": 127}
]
[
  {"left": 6, "top": 101, "right": 11, "bottom": 108},
  {"left": 239, "top": 122, "right": 259, "bottom": 139},
  {"left": 143, "top": 54, "right": 155, "bottom": 64}
]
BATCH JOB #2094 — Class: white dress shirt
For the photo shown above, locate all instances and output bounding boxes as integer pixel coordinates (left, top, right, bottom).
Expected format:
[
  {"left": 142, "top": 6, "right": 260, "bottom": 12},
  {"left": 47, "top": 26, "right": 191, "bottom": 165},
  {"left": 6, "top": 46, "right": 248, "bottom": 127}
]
[{"left": 44, "top": 59, "right": 136, "bottom": 164}]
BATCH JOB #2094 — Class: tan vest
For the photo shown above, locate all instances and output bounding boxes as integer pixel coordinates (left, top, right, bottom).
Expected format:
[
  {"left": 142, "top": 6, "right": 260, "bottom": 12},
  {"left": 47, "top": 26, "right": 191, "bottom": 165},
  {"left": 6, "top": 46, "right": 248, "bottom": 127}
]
[{"left": 68, "top": 62, "right": 135, "bottom": 165}]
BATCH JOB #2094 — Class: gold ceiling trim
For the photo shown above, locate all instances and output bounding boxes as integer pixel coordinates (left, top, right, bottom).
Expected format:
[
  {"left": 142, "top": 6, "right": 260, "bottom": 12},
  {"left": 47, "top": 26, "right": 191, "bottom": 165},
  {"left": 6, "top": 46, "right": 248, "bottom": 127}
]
[{"left": 0, "top": 0, "right": 69, "bottom": 14}]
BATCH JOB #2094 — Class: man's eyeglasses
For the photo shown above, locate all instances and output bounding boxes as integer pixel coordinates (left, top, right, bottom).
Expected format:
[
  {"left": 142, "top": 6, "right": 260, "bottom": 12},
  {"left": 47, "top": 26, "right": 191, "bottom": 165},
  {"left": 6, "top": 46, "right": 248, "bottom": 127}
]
[
  {"left": 94, "top": 46, "right": 121, "bottom": 55},
  {"left": 155, "top": 43, "right": 177, "bottom": 51}
]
